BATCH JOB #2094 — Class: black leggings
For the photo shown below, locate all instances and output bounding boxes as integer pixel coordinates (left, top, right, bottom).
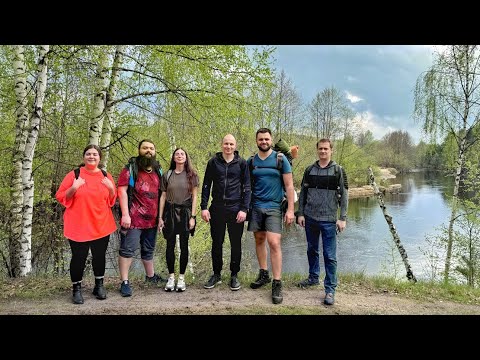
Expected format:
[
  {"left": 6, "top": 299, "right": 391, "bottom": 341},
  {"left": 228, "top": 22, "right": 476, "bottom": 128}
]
[
  {"left": 68, "top": 235, "right": 110, "bottom": 283},
  {"left": 166, "top": 231, "right": 190, "bottom": 274}
]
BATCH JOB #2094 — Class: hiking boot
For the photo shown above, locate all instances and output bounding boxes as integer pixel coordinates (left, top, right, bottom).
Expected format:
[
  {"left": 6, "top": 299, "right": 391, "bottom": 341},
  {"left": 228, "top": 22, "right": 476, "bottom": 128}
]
[
  {"left": 250, "top": 269, "right": 271, "bottom": 289},
  {"left": 165, "top": 277, "right": 175, "bottom": 292},
  {"left": 176, "top": 278, "right": 186, "bottom": 292},
  {"left": 72, "top": 282, "right": 84, "bottom": 304},
  {"left": 324, "top": 292, "right": 335, "bottom": 305},
  {"left": 204, "top": 274, "right": 222, "bottom": 289},
  {"left": 230, "top": 275, "right": 241, "bottom": 291},
  {"left": 272, "top": 279, "right": 283, "bottom": 304},
  {"left": 145, "top": 273, "right": 165, "bottom": 284},
  {"left": 297, "top": 278, "right": 320, "bottom": 289},
  {"left": 92, "top": 278, "right": 107, "bottom": 300},
  {"left": 120, "top": 280, "right": 132, "bottom": 297}
]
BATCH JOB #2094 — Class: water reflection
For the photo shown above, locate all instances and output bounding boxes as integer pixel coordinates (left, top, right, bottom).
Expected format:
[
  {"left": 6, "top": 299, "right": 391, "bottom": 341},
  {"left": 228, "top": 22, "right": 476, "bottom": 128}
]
[{"left": 244, "top": 171, "right": 453, "bottom": 280}]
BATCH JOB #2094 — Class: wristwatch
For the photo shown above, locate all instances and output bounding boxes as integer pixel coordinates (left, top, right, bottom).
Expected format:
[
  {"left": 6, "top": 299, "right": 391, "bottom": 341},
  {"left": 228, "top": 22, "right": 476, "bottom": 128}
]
[{"left": 190, "top": 215, "right": 196, "bottom": 219}]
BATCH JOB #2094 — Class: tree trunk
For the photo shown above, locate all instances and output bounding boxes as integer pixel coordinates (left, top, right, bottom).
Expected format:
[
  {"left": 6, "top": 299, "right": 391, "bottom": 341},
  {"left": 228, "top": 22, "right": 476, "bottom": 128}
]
[
  {"left": 101, "top": 45, "right": 125, "bottom": 168},
  {"left": 368, "top": 167, "right": 417, "bottom": 282},
  {"left": 9, "top": 45, "right": 29, "bottom": 277},
  {"left": 20, "top": 45, "right": 49, "bottom": 276},
  {"left": 445, "top": 136, "right": 467, "bottom": 282},
  {"left": 89, "top": 50, "right": 109, "bottom": 146}
]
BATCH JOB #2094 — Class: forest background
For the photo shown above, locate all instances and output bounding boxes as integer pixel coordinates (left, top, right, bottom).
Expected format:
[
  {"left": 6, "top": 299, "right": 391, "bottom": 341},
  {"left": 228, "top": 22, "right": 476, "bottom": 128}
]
[{"left": 1, "top": 45, "right": 479, "bottom": 288}]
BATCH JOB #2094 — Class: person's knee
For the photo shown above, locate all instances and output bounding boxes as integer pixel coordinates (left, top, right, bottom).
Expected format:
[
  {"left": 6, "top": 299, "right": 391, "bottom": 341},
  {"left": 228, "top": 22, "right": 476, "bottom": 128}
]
[
  {"left": 140, "top": 248, "right": 154, "bottom": 261},
  {"left": 119, "top": 248, "right": 134, "bottom": 258}
]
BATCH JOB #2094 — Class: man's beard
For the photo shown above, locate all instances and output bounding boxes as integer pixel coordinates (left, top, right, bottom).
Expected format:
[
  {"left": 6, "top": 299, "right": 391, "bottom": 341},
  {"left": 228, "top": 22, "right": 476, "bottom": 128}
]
[
  {"left": 137, "top": 154, "right": 157, "bottom": 171},
  {"left": 257, "top": 144, "right": 271, "bottom": 153}
]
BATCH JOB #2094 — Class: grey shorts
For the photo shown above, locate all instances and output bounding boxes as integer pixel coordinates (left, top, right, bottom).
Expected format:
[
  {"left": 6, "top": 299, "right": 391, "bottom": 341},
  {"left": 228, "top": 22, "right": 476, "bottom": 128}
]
[
  {"left": 247, "top": 207, "right": 283, "bottom": 234},
  {"left": 118, "top": 227, "right": 157, "bottom": 260}
]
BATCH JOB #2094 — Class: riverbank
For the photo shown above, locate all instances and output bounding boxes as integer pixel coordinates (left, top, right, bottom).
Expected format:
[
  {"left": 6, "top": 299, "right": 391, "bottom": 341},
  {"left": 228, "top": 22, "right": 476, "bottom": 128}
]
[{"left": 348, "top": 167, "right": 401, "bottom": 198}]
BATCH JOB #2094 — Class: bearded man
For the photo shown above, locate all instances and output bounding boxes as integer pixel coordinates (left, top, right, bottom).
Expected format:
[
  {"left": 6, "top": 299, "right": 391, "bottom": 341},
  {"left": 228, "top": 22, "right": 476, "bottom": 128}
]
[{"left": 117, "top": 139, "right": 164, "bottom": 297}]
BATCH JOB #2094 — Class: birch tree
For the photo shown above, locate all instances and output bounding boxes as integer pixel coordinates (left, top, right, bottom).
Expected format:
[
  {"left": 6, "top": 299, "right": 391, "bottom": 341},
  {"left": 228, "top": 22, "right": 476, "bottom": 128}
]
[
  {"left": 101, "top": 45, "right": 125, "bottom": 168},
  {"left": 414, "top": 45, "right": 480, "bottom": 282},
  {"left": 9, "top": 45, "right": 49, "bottom": 277},
  {"left": 88, "top": 48, "right": 109, "bottom": 146},
  {"left": 368, "top": 167, "right": 417, "bottom": 282},
  {"left": 9, "top": 45, "right": 29, "bottom": 277}
]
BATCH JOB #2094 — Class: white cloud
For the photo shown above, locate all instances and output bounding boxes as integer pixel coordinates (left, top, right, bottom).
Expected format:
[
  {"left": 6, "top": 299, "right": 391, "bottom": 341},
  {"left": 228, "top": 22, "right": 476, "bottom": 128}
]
[
  {"left": 345, "top": 91, "right": 363, "bottom": 103},
  {"left": 355, "top": 111, "right": 423, "bottom": 144},
  {"left": 346, "top": 75, "right": 357, "bottom": 82}
]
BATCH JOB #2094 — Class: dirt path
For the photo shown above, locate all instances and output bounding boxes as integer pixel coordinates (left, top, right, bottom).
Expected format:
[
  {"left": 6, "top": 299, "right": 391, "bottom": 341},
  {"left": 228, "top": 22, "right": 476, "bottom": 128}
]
[{"left": 1, "top": 284, "right": 479, "bottom": 315}]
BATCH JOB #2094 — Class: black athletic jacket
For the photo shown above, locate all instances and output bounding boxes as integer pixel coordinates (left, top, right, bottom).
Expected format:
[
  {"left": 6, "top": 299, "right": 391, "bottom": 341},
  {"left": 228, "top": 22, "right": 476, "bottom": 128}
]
[{"left": 200, "top": 151, "right": 251, "bottom": 213}]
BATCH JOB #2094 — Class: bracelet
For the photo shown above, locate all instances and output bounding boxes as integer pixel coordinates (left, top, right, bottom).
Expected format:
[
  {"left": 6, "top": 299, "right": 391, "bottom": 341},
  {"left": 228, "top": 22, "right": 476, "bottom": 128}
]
[{"left": 190, "top": 215, "right": 196, "bottom": 219}]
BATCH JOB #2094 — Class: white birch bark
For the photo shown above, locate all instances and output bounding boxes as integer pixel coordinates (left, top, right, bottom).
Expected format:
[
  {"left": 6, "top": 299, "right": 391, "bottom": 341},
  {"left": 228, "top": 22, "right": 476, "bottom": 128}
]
[
  {"left": 101, "top": 45, "right": 125, "bottom": 168},
  {"left": 9, "top": 45, "right": 29, "bottom": 277},
  {"left": 88, "top": 50, "right": 109, "bottom": 145},
  {"left": 445, "top": 137, "right": 466, "bottom": 280},
  {"left": 19, "top": 45, "right": 49, "bottom": 276},
  {"left": 368, "top": 167, "right": 416, "bottom": 282}
]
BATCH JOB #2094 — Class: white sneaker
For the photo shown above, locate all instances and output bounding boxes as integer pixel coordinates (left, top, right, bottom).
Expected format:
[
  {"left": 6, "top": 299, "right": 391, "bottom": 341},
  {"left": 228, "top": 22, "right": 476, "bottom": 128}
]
[
  {"left": 176, "top": 278, "right": 186, "bottom": 292},
  {"left": 165, "top": 277, "right": 175, "bottom": 292}
]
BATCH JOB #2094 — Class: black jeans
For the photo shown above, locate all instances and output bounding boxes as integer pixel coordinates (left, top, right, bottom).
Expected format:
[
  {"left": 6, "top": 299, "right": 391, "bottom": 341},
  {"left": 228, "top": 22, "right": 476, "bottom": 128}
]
[
  {"left": 68, "top": 235, "right": 110, "bottom": 283},
  {"left": 210, "top": 206, "right": 244, "bottom": 276}
]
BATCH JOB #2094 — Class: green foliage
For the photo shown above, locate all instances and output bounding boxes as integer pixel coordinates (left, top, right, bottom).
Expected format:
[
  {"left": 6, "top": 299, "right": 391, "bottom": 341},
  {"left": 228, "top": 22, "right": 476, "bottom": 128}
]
[{"left": 3, "top": 44, "right": 478, "bottom": 288}]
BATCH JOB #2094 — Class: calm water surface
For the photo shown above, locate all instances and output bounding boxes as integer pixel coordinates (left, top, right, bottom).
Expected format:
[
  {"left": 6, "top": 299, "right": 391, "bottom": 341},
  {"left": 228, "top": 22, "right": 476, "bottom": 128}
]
[{"left": 244, "top": 171, "right": 453, "bottom": 280}]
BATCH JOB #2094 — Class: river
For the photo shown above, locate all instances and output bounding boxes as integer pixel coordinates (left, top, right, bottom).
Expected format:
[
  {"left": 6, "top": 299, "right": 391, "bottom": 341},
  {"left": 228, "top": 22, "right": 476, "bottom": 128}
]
[{"left": 244, "top": 170, "right": 454, "bottom": 280}]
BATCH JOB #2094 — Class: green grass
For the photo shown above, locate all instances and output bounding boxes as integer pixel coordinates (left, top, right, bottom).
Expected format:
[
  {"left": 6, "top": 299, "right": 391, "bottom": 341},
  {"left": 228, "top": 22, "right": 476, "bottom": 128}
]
[{"left": 2, "top": 271, "right": 480, "bottom": 306}]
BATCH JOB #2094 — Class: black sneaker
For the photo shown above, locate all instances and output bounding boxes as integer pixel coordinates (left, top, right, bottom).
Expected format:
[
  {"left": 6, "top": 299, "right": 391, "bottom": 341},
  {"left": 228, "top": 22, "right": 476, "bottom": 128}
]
[
  {"left": 297, "top": 278, "right": 320, "bottom": 288},
  {"left": 250, "top": 269, "right": 271, "bottom": 289},
  {"left": 230, "top": 275, "right": 241, "bottom": 291},
  {"left": 145, "top": 273, "right": 165, "bottom": 284},
  {"left": 324, "top": 292, "right": 335, "bottom": 305},
  {"left": 204, "top": 274, "right": 222, "bottom": 289},
  {"left": 120, "top": 280, "right": 132, "bottom": 297},
  {"left": 272, "top": 279, "right": 283, "bottom": 304}
]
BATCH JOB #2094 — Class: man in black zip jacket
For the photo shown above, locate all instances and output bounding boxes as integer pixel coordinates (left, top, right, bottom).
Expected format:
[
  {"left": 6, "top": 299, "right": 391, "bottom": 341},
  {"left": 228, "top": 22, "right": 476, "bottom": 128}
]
[{"left": 201, "top": 134, "right": 251, "bottom": 291}]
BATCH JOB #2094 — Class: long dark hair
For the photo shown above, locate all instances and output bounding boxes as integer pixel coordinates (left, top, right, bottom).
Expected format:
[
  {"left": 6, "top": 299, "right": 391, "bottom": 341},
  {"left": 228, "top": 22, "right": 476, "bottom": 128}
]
[{"left": 168, "top": 147, "right": 197, "bottom": 193}]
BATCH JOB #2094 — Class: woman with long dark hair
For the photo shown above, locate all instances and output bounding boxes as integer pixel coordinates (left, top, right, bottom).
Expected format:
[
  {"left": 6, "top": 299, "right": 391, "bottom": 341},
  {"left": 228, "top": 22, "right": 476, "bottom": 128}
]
[{"left": 158, "top": 148, "right": 199, "bottom": 292}]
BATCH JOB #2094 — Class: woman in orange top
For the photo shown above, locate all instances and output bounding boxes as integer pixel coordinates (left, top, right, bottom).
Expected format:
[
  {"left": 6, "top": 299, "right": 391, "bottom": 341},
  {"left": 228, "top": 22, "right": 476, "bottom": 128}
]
[{"left": 56, "top": 144, "right": 117, "bottom": 304}]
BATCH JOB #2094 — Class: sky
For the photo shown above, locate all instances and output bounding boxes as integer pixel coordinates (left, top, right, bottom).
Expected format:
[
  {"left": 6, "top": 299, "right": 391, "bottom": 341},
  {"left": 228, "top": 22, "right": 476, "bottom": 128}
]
[{"left": 271, "top": 45, "right": 438, "bottom": 144}]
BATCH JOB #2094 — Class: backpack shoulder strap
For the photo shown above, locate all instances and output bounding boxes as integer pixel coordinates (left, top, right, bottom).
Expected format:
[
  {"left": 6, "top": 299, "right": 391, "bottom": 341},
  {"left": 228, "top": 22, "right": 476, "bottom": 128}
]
[
  {"left": 155, "top": 163, "right": 163, "bottom": 178},
  {"left": 337, "top": 164, "right": 348, "bottom": 189},
  {"left": 166, "top": 169, "right": 173, "bottom": 182},
  {"left": 75, "top": 167, "right": 107, "bottom": 179},
  {"left": 305, "top": 164, "right": 314, "bottom": 176},
  {"left": 248, "top": 155, "right": 255, "bottom": 172},
  {"left": 248, "top": 155, "right": 255, "bottom": 187},
  {"left": 302, "top": 164, "right": 315, "bottom": 206},
  {"left": 127, "top": 158, "right": 137, "bottom": 187}
]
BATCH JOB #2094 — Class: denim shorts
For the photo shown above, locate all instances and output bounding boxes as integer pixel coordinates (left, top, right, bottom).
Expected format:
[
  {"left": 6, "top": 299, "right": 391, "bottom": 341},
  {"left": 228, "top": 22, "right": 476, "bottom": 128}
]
[
  {"left": 118, "top": 227, "right": 158, "bottom": 260},
  {"left": 247, "top": 207, "right": 283, "bottom": 234}
]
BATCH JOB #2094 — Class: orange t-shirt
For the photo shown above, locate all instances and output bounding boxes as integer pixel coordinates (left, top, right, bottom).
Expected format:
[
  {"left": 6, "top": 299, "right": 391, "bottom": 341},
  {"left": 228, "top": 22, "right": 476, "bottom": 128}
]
[{"left": 56, "top": 167, "right": 117, "bottom": 242}]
